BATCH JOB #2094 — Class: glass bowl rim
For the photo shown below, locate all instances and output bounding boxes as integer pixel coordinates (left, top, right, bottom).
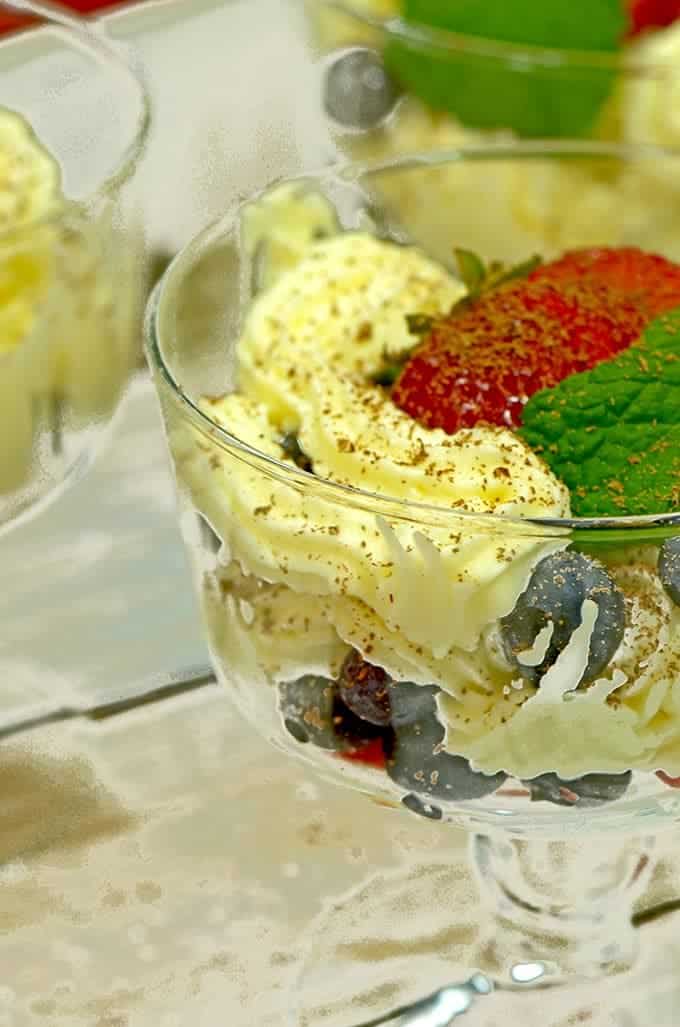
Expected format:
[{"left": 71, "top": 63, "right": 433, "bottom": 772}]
[
  {"left": 321, "top": 0, "right": 677, "bottom": 73},
  {"left": 146, "top": 140, "right": 680, "bottom": 541},
  {"left": 0, "top": 0, "right": 151, "bottom": 245}
]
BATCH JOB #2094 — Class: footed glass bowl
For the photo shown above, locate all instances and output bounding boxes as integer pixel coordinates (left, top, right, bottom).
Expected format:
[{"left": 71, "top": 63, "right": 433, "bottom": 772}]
[
  {"left": 0, "top": 0, "right": 148, "bottom": 533},
  {"left": 306, "top": 1, "right": 680, "bottom": 154},
  {"left": 147, "top": 144, "right": 680, "bottom": 1023}
]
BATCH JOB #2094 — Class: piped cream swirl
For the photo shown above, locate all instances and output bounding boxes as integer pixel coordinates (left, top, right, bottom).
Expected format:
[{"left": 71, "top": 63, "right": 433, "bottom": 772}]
[{"left": 178, "top": 230, "right": 570, "bottom": 664}]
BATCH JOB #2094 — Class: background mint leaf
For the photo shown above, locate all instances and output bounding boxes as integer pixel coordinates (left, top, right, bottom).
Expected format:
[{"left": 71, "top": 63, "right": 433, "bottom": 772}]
[
  {"left": 403, "top": 0, "right": 626, "bottom": 50},
  {"left": 385, "top": 0, "right": 626, "bottom": 137},
  {"left": 519, "top": 307, "right": 680, "bottom": 517}
]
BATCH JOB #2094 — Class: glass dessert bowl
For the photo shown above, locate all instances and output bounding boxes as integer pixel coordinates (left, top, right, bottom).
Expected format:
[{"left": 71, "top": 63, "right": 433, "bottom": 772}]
[
  {"left": 0, "top": 0, "right": 148, "bottom": 532},
  {"left": 308, "top": 0, "right": 680, "bottom": 145},
  {"left": 306, "top": 1, "right": 680, "bottom": 268},
  {"left": 147, "top": 144, "right": 680, "bottom": 1024}
]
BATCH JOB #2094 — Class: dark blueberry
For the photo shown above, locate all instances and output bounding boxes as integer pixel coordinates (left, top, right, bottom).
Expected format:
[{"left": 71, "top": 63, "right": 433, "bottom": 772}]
[
  {"left": 279, "top": 676, "right": 337, "bottom": 749},
  {"left": 402, "top": 793, "right": 443, "bottom": 821},
  {"left": 280, "top": 432, "right": 313, "bottom": 473},
  {"left": 500, "top": 550, "right": 625, "bottom": 686},
  {"left": 323, "top": 48, "right": 400, "bottom": 131},
  {"left": 525, "top": 771, "right": 632, "bottom": 808},
  {"left": 386, "top": 683, "right": 505, "bottom": 801},
  {"left": 278, "top": 676, "right": 385, "bottom": 752},
  {"left": 659, "top": 537, "right": 680, "bottom": 607},
  {"left": 338, "top": 651, "right": 392, "bottom": 726}
]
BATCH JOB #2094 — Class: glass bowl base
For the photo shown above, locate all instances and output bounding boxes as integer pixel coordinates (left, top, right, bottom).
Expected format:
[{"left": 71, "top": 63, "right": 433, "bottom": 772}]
[{"left": 292, "top": 858, "right": 680, "bottom": 1027}]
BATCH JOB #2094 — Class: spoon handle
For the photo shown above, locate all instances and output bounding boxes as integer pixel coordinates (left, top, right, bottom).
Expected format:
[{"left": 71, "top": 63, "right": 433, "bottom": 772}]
[
  {"left": 0, "top": 664, "right": 217, "bottom": 743},
  {"left": 353, "top": 976, "right": 493, "bottom": 1027}
]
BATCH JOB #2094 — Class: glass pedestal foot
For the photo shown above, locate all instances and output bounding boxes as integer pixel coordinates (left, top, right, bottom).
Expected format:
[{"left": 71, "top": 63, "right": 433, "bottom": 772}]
[{"left": 292, "top": 834, "right": 679, "bottom": 1027}]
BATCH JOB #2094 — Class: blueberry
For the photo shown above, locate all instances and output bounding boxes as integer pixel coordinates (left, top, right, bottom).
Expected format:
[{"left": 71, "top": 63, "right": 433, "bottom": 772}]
[
  {"left": 386, "top": 683, "right": 505, "bottom": 801},
  {"left": 338, "top": 651, "right": 392, "bottom": 726},
  {"left": 279, "top": 676, "right": 337, "bottom": 748},
  {"left": 500, "top": 550, "right": 625, "bottom": 686},
  {"left": 280, "top": 432, "right": 313, "bottom": 473},
  {"left": 402, "top": 793, "right": 443, "bottom": 821},
  {"left": 323, "top": 48, "right": 400, "bottom": 131},
  {"left": 659, "top": 537, "right": 680, "bottom": 607},
  {"left": 278, "top": 676, "right": 385, "bottom": 752},
  {"left": 525, "top": 771, "right": 632, "bottom": 808}
]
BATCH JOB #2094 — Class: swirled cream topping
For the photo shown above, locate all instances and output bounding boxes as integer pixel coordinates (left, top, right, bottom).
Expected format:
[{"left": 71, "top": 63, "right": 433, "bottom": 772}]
[
  {"left": 0, "top": 108, "right": 61, "bottom": 353},
  {"left": 622, "top": 21, "right": 680, "bottom": 151},
  {"left": 0, "top": 108, "right": 60, "bottom": 231},
  {"left": 179, "top": 229, "right": 570, "bottom": 667}
]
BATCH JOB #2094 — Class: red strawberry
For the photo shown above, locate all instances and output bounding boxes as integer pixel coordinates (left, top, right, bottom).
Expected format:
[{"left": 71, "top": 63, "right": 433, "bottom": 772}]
[
  {"left": 0, "top": 0, "right": 120, "bottom": 35},
  {"left": 337, "top": 737, "right": 387, "bottom": 770},
  {"left": 627, "top": 0, "right": 680, "bottom": 37},
  {"left": 392, "top": 247, "right": 680, "bottom": 434},
  {"left": 393, "top": 280, "right": 645, "bottom": 433},
  {"left": 529, "top": 247, "right": 680, "bottom": 319}
]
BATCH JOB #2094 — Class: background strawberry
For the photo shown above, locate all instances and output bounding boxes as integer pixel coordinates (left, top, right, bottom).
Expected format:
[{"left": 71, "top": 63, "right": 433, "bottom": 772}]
[
  {"left": 627, "top": 0, "right": 680, "bottom": 36},
  {"left": 529, "top": 247, "right": 680, "bottom": 318},
  {"left": 0, "top": 1, "right": 125, "bottom": 35},
  {"left": 392, "top": 247, "right": 680, "bottom": 434}
]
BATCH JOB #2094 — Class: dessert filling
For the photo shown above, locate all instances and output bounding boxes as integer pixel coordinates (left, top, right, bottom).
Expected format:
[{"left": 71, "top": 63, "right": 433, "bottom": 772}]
[{"left": 178, "top": 191, "right": 680, "bottom": 806}]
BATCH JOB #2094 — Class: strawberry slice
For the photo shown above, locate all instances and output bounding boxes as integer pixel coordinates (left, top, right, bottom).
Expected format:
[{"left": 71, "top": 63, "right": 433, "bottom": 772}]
[
  {"left": 336, "top": 737, "right": 387, "bottom": 770},
  {"left": 656, "top": 770, "right": 680, "bottom": 789},
  {"left": 392, "top": 247, "right": 680, "bottom": 434},
  {"left": 627, "top": 0, "right": 680, "bottom": 37}
]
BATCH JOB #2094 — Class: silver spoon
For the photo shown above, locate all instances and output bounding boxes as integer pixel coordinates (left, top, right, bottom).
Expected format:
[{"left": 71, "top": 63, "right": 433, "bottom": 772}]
[
  {"left": 0, "top": 663, "right": 218, "bottom": 743},
  {"left": 352, "top": 972, "right": 494, "bottom": 1026}
]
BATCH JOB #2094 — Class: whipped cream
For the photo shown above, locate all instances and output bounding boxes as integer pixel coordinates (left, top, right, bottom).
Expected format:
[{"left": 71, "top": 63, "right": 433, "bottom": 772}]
[
  {"left": 440, "top": 560, "right": 680, "bottom": 777},
  {"left": 0, "top": 108, "right": 60, "bottom": 353},
  {"left": 622, "top": 21, "right": 680, "bottom": 151},
  {"left": 0, "top": 108, "right": 139, "bottom": 501},
  {"left": 0, "top": 108, "right": 60, "bottom": 232},
  {"left": 180, "top": 232, "right": 569, "bottom": 668}
]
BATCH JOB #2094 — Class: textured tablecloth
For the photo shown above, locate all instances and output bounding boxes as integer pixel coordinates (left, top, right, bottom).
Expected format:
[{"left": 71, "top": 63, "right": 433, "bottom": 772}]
[{"left": 0, "top": 371, "right": 478, "bottom": 1027}]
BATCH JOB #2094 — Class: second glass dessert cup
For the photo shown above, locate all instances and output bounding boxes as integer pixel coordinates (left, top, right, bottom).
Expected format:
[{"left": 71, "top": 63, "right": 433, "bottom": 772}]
[
  {"left": 308, "top": 0, "right": 680, "bottom": 146},
  {"left": 146, "top": 143, "right": 680, "bottom": 1025},
  {"left": 0, "top": 0, "right": 149, "bottom": 533}
]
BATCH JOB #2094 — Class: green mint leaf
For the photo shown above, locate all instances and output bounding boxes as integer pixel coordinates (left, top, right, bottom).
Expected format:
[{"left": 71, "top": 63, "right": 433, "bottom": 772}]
[
  {"left": 448, "top": 253, "right": 544, "bottom": 316},
  {"left": 403, "top": 0, "right": 626, "bottom": 50},
  {"left": 385, "top": 0, "right": 625, "bottom": 138},
  {"left": 370, "top": 362, "right": 405, "bottom": 387},
  {"left": 453, "top": 248, "right": 487, "bottom": 293},
  {"left": 519, "top": 307, "right": 680, "bottom": 517},
  {"left": 370, "top": 332, "right": 421, "bottom": 387},
  {"left": 489, "top": 254, "right": 544, "bottom": 289},
  {"left": 405, "top": 313, "right": 435, "bottom": 336}
]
